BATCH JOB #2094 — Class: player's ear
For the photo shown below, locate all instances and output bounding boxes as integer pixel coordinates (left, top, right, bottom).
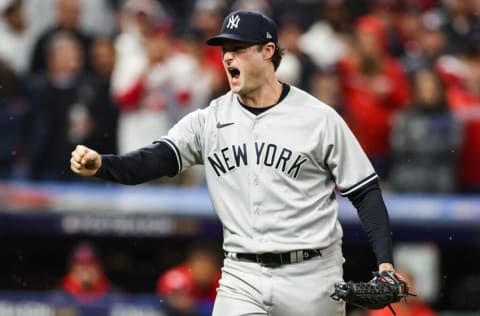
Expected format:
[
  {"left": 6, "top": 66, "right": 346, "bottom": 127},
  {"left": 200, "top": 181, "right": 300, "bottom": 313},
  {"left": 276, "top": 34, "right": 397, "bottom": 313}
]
[{"left": 261, "top": 43, "right": 276, "bottom": 60}]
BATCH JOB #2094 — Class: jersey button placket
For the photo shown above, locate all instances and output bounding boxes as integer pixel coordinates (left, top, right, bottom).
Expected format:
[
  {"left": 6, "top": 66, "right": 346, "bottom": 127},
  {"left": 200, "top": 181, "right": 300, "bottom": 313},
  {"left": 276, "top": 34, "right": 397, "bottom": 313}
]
[
  {"left": 251, "top": 120, "right": 262, "bottom": 217},
  {"left": 252, "top": 119, "right": 259, "bottom": 141}
]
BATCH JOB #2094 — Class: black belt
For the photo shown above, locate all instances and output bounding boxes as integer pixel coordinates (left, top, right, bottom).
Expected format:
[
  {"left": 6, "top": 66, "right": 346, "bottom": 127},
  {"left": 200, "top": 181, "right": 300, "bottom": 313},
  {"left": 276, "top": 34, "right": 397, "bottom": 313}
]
[{"left": 228, "top": 249, "right": 322, "bottom": 268}]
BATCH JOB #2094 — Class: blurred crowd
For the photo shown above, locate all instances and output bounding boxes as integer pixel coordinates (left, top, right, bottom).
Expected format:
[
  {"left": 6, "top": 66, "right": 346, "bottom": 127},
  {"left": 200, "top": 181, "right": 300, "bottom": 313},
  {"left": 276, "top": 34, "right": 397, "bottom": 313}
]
[
  {"left": 55, "top": 240, "right": 222, "bottom": 316},
  {"left": 1, "top": 0, "right": 480, "bottom": 193}
]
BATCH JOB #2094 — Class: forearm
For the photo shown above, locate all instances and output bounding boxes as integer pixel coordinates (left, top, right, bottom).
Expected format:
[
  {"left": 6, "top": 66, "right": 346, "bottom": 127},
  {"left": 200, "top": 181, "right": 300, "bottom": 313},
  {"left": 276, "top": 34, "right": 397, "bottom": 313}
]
[
  {"left": 347, "top": 180, "right": 394, "bottom": 265},
  {"left": 95, "top": 141, "right": 179, "bottom": 185}
]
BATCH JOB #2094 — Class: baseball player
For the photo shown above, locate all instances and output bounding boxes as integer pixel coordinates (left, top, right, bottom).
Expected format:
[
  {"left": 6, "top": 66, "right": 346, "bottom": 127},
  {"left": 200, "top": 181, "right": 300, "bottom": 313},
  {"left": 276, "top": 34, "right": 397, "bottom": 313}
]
[{"left": 71, "top": 10, "right": 398, "bottom": 316}]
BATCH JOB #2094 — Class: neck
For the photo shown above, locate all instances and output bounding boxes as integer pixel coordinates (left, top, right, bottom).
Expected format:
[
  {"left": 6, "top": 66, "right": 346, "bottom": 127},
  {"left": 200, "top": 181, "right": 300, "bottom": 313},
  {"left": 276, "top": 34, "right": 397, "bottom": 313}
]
[{"left": 237, "top": 76, "right": 282, "bottom": 108}]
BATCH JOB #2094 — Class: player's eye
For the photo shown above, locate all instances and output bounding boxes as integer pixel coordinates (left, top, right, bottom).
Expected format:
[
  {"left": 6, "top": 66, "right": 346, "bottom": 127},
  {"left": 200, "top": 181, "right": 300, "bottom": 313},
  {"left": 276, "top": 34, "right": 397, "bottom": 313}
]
[
  {"left": 222, "top": 44, "right": 253, "bottom": 54},
  {"left": 222, "top": 46, "right": 241, "bottom": 54}
]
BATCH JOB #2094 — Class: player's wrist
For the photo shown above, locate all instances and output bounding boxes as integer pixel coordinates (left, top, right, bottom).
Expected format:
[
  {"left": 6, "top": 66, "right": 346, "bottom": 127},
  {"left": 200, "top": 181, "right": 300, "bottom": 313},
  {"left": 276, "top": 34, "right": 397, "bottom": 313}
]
[{"left": 378, "top": 262, "right": 394, "bottom": 272}]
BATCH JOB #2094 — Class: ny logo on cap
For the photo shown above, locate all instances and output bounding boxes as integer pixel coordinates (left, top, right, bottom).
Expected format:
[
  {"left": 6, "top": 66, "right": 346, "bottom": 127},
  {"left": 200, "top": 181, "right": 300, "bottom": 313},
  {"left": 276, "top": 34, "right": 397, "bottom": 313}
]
[{"left": 226, "top": 14, "right": 240, "bottom": 29}]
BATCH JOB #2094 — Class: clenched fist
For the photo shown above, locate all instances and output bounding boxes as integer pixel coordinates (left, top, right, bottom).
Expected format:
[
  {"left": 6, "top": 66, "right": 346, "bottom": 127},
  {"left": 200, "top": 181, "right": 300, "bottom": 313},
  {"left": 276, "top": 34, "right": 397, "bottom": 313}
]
[{"left": 70, "top": 145, "right": 102, "bottom": 176}]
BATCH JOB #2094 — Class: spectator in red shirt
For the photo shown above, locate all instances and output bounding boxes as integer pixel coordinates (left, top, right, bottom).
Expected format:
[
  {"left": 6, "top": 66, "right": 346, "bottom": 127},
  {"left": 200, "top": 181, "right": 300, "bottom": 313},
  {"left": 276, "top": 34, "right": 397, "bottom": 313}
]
[
  {"left": 156, "top": 242, "right": 221, "bottom": 316},
  {"left": 59, "top": 242, "right": 112, "bottom": 303},
  {"left": 188, "top": 0, "right": 229, "bottom": 98},
  {"left": 337, "top": 15, "right": 410, "bottom": 179}
]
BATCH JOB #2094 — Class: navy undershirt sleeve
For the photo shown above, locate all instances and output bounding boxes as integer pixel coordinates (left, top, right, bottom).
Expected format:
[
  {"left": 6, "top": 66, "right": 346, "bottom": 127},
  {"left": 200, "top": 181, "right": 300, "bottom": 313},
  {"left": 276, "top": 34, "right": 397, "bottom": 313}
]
[
  {"left": 346, "top": 179, "right": 394, "bottom": 265},
  {"left": 95, "top": 141, "right": 179, "bottom": 185}
]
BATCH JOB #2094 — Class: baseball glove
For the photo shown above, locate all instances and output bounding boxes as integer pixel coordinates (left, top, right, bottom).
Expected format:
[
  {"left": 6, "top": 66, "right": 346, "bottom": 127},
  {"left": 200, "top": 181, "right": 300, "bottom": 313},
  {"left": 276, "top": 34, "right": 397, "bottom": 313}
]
[{"left": 330, "top": 270, "right": 415, "bottom": 315}]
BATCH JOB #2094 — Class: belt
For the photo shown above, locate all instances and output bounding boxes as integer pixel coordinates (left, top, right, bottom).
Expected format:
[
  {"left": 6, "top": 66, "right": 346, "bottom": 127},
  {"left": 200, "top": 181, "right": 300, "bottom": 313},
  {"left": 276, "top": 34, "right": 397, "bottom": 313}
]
[{"left": 227, "top": 249, "right": 322, "bottom": 268}]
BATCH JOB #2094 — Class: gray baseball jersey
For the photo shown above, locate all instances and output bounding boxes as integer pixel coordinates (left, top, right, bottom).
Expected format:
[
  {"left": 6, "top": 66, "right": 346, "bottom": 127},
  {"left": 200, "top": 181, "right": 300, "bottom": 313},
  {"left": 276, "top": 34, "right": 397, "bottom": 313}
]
[{"left": 163, "top": 85, "right": 377, "bottom": 254}]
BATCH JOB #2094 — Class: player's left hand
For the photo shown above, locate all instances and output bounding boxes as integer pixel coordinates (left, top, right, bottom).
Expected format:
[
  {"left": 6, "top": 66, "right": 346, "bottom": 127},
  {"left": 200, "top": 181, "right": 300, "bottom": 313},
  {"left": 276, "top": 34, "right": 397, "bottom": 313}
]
[
  {"left": 330, "top": 269, "right": 415, "bottom": 314},
  {"left": 377, "top": 263, "right": 407, "bottom": 292},
  {"left": 376, "top": 270, "right": 408, "bottom": 290}
]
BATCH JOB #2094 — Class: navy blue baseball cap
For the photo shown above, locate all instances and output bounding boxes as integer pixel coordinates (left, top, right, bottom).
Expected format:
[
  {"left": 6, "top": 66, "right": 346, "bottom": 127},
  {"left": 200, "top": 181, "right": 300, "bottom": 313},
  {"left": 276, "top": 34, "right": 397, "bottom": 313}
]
[{"left": 206, "top": 10, "right": 278, "bottom": 46}]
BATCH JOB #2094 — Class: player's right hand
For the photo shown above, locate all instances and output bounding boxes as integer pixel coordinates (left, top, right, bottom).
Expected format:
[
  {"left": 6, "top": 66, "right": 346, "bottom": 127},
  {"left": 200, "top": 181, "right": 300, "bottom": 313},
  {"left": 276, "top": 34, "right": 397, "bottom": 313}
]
[{"left": 70, "top": 145, "right": 102, "bottom": 176}]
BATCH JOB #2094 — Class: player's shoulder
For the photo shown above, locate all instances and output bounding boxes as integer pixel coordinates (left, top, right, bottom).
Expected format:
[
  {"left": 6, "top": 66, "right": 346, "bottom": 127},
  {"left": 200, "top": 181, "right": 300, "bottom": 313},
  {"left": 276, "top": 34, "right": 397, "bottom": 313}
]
[
  {"left": 287, "top": 85, "right": 340, "bottom": 117},
  {"left": 208, "top": 91, "right": 235, "bottom": 109},
  {"left": 176, "top": 91, "right": 232, "bottom": 128},
  {"left": 194, "top": 91, "right": 236, "bottom": 120}
]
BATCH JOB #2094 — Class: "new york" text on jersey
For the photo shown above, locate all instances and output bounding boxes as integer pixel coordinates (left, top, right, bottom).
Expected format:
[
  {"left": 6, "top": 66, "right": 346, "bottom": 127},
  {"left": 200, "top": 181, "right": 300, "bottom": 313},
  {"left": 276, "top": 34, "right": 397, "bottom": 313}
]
[{"left": 207, "top": 141, "right": 308, "bottom": 178}]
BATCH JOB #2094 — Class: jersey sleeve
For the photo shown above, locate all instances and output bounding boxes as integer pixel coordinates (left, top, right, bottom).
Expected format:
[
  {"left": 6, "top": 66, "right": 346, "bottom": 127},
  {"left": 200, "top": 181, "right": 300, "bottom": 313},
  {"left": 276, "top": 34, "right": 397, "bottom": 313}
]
[
  {"left": 162, "top": 108, "right": 205, "bottom": 173},
  {"left": 321, "top": 107, "right": 378, "bottom": 196},
  {"left": 95, "top": 141, "right": 179, "bottom": 184}
]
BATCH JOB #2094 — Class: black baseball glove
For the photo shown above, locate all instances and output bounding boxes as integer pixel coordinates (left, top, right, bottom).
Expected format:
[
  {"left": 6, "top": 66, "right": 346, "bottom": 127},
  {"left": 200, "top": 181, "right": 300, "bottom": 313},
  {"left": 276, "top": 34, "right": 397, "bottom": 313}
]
[{"left": 330, "top": 270, "right": 415, "bottom": 315}]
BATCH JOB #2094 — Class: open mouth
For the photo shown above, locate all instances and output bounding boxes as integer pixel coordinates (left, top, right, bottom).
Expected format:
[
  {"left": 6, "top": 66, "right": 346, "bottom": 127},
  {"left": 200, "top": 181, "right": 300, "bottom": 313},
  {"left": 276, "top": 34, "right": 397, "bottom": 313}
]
[{"left": 228, "top": 68, "right": 240, "bottom": 80}]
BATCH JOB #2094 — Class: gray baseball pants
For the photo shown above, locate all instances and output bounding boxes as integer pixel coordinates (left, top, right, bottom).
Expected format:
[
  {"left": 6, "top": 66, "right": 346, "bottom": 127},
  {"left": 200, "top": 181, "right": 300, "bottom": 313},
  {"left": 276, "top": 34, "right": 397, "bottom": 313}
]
[{"left": 212, "top": 242, "right": 346, "bottom": 316}]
